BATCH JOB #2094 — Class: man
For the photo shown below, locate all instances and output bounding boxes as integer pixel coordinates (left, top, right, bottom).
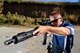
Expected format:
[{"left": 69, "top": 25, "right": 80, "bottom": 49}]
[{"left": 33, "top": 11, "right": 74, "bottom": 53}]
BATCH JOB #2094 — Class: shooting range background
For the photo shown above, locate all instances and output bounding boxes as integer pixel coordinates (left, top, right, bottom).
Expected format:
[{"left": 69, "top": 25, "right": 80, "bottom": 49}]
[
  {"left": 0, "top": 1, "right": 80, "bottom": 53},
  {"left": 0, "top": 26, "right": 80, "bottom": 53}
]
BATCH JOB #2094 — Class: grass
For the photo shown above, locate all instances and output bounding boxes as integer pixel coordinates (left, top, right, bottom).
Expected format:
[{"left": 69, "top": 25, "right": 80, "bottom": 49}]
[
  {"left": 0, "top": 12, "right": 80, "bottom": 28},
  {"left": 0, "top": 12, "right": 42, "bottom": 28}
]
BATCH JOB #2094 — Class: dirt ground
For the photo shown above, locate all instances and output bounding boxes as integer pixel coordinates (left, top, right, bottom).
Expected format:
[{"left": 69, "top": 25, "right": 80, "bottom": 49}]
[{"left": 0, "top": 26, "right": 80, "bottom": 53}]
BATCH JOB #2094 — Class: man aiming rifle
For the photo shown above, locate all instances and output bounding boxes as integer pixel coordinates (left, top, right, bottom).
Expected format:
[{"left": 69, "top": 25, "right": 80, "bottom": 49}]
[
  {"left": 4, "top": 11, "right": 74, "bottom": 53},
  {"left": 33, "top": 11, "right": 74, "bottom": 53}
]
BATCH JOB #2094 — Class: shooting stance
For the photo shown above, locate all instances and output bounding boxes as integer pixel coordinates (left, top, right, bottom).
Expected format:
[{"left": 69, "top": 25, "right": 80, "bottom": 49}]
[{"left": 33, "top": 11, "right": 74, "bottom": 53}]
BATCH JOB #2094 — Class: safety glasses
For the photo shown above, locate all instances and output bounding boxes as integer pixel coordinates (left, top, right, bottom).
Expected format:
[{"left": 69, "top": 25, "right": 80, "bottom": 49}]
[{"left": 50, "top": 19, "right": 59, "bottom": 23}]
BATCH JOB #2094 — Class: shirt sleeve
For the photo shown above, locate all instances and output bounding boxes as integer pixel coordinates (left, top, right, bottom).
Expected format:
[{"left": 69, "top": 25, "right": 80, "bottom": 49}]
[{"left": 65, "top": 26, "right": 74, "bottom": 35}]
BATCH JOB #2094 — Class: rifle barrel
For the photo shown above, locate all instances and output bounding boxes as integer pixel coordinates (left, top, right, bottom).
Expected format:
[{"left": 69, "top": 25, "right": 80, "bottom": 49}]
[{"left": 4, "top": 39, "right": 15, "bottom": 46}]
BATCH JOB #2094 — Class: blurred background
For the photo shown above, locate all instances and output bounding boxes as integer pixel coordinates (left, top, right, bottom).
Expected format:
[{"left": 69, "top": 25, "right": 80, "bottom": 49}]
[
  {"left": 0, "top": 0, "right": 80, "bottom": 27},
  {"left": 0, "top": 0, "right": 80, "bottom": 53}
]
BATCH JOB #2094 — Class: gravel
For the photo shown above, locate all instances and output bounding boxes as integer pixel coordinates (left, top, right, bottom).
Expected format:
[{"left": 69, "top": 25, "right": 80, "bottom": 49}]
[{"left": 0, "top": 26, "right": 80, "bottom": 53}]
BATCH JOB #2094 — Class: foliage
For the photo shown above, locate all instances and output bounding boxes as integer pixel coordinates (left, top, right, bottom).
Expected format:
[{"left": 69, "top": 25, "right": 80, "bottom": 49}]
[
  {"left": 5, "top": 12, "right": 27, "bottom": 25},
  {"left": 0, "top": 12, "right": 26, "bottom": 25},
  {"left": 2, "top": 0, "right": 21, "bottom": 3},
  {"left": 68, "top": 14, "right": 78, "bottom": 25},
  {"left": 0, "top": 14, "right": 6, "bottom": 23},
  {"left": 0, "top": 2, "right": 80, "bottom": 26}
]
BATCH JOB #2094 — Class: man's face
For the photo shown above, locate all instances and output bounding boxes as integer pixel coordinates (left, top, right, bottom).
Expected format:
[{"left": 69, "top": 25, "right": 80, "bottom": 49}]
[{"left": 49, "top": 15, "right": 62, "bottom": 27}]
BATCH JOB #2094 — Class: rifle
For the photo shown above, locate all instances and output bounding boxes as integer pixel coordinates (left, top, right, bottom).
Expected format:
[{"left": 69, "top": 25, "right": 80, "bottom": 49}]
[
  {"left": 4, "top": 27, "right": 39, "bottom": 46},
  {"left": 38, "top": 20, "right": 50, "bottom": 45},
  {"left": 4, "top": 20, "right": 50, "bottom": 46}
]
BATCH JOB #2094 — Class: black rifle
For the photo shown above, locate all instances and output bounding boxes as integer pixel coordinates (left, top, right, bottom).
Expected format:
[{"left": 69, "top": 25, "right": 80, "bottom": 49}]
[
  {"left": 38, "top": 20, "right": 50, "bottom": 45},
  {"left": 4, "top": 27, "right": 39, "bottom": 46},
  {"left": 4, "top": 20, "right": 50, "bottom": 46}
]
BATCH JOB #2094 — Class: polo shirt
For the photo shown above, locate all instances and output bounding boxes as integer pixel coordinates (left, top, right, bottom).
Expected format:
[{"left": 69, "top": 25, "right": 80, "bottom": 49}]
[{"left": 52, "top": 21, "right": 74, "bottom": 53}]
